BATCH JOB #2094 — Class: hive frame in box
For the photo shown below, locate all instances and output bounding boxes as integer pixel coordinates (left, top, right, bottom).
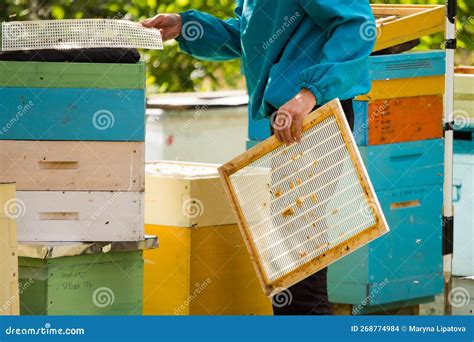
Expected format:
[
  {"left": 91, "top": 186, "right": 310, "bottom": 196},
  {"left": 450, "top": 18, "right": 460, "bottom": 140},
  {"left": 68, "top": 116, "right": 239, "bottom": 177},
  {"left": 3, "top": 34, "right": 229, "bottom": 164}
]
[
  {"left": 219, "top": 99, "right": 389, "bottom": 296},
  {"left": 371, "top": 4, "right": 445, "bottom": 52}
]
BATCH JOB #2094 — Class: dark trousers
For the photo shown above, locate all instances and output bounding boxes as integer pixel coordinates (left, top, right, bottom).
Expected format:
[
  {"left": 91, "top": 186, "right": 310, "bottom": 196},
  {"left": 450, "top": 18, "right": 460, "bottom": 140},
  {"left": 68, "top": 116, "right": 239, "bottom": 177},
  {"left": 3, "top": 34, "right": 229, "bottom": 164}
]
[{"left": 271, "top": 99, "right": 354, "bottom": 315}]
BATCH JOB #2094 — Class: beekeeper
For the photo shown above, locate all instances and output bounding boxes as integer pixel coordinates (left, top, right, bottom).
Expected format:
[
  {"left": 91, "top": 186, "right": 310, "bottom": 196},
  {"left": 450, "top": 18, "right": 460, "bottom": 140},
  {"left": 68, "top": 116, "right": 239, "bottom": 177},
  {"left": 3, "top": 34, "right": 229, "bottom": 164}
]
[{"left": 143, "top": 0, "right": 376, "bottom": 315}]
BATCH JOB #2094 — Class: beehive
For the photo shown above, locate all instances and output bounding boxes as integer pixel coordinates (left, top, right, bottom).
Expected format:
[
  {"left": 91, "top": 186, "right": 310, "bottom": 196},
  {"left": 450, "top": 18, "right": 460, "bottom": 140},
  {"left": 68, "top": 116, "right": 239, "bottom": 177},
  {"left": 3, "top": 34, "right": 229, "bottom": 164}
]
[
  {"left": 144, "top": 161, "right": 272, "bottom": 315},
  {"left": 220, "top": 100, "right": 389, "bottom": 296},
  {"left": 0, "top": 183, "right": 20, "bottom": 315},
  {"left": 0, "top": 60, "right": 146, "bottom": 242},
  {"left": 17, "top": 237, "right": 157, "bottom": 315}
]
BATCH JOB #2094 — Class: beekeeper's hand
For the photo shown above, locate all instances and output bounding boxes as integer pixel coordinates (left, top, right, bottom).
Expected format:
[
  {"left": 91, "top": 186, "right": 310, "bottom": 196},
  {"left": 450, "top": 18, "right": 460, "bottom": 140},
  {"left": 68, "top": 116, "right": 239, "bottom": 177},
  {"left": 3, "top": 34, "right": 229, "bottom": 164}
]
[
  {"left": 273, "top": 89, "right": 316, "bottom": 145},
  {"left": 141, "top": 14, "right": 182, "bottom": 41}
]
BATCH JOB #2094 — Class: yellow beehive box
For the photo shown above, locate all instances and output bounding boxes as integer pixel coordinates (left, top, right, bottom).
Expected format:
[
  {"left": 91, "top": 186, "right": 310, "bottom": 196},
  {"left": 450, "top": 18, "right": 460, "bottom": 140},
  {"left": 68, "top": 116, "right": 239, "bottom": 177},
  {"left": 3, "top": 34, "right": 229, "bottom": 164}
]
[
  {"left": 356, "top": 76, "right": 445, "bottom": 101},
  {"left": 0, "top": 183, "right": 20, "bottom": 315},
  {"left": 144, "top": 161, "right": 272, "bottom": 315}
]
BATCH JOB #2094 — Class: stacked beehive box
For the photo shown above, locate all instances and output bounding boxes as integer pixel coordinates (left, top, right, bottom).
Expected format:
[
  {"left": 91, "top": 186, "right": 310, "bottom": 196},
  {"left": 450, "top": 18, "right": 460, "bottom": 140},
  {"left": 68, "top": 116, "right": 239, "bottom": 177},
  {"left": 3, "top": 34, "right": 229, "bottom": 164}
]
[
  {"left": 452, "top": 67, "right": 474, "bottom": 277},
  {"left": 17, "top": 238, "right": 156, "bottom": 315},
  {"left": 0, "top": 183, "right": 20, "bottom": 315},
  {"left": 329, "top": 51, "right": 446, "bottom": 312},
  {"left": 0, "top": 60, "right": 149, "bottom": 315},
  {"left": 144, "top": 161, "right": 272, "bottom": 315},
  {"left": 246, "top": 51, "right": 446, "bottom": 313}
]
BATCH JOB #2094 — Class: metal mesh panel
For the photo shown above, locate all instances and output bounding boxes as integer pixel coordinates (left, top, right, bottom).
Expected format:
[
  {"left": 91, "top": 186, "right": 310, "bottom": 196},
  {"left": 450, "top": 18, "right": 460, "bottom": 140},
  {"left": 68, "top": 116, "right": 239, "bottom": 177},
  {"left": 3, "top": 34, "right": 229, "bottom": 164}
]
[
  {"left": 229, "top": 115, "right": 380, "bottom": 283},
  {"left": 2, "top": 19, "right": 163, "bottom": 51}
]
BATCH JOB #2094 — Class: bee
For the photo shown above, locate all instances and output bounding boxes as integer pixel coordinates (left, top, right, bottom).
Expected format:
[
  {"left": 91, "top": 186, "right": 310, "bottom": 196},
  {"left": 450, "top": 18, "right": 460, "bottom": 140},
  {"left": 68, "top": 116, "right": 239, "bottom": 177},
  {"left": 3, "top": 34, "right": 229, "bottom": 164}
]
[
  {"left": 295, "top": 197, "right": 304, "bottom": 207},
  {"left": 282, "top": 207, "right": 294, "bottom": 217}
]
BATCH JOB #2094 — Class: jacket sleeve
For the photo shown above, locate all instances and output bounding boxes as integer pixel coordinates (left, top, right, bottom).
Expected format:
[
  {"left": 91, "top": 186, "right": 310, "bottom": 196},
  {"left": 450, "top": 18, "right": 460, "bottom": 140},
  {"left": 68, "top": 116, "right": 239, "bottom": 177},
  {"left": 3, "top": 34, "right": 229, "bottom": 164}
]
[
  {"left": 296, "top": 0, "right": 376, "bottom": 104},
  {"left": 177, "top": 1, "right": 243, "bottom": 61}
]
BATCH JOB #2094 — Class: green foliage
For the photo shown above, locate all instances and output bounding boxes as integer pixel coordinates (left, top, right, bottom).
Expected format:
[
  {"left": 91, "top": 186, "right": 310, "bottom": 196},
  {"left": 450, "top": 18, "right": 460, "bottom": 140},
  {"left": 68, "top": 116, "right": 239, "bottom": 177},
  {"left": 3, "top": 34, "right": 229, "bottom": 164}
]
[{"left": 0, "top": 0, "right": 472, "bottom": 93}]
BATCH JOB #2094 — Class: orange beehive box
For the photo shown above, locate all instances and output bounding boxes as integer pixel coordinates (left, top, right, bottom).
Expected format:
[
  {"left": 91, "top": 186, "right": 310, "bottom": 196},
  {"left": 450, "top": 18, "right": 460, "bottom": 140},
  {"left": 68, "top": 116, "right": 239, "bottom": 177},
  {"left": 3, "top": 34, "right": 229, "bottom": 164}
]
[{"left": 353, "top": 95, "right": 443, "bottom": 146}]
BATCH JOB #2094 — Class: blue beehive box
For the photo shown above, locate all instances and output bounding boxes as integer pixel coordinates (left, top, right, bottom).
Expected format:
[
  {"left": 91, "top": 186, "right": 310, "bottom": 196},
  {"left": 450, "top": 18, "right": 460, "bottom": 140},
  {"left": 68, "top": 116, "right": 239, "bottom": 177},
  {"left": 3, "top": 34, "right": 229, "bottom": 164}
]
[
  {"left": 357, "top": 138, "right": 444, "bottom": 191},
  {"left": 0, "top": 61, "right": 146, "bottom": 141},
  {"left": 328, "top": 185, "right": 443, "bottom": 308},
  {"left": 328, "top": 139, "right": 444, "bottom": 310}
]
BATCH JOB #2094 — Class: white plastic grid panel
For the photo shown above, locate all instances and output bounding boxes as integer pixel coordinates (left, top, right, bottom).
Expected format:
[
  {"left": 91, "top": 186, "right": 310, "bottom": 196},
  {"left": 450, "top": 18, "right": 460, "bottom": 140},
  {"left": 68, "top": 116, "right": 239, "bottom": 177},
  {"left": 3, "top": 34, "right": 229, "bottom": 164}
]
[
  {"left": 229, "top": 115, "right": 381, "bottom": 283},
  {"left": 2, "top": 19, "right": 163, "bottom": 51}
]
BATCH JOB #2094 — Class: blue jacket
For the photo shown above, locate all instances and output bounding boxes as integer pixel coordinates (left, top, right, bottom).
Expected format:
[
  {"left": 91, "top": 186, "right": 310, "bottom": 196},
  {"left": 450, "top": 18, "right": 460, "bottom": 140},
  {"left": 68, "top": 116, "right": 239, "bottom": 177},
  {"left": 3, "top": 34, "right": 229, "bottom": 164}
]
[{"left": 178, "top": 0, "right": 376, "bottom": 121}]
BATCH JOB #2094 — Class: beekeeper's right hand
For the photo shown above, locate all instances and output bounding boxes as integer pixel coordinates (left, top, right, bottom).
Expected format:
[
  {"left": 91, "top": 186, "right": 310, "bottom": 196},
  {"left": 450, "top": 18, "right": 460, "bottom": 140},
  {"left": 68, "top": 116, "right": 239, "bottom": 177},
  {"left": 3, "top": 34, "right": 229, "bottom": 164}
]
[{"left": 141, "top": 14, "right": 182, "bottom": 41}]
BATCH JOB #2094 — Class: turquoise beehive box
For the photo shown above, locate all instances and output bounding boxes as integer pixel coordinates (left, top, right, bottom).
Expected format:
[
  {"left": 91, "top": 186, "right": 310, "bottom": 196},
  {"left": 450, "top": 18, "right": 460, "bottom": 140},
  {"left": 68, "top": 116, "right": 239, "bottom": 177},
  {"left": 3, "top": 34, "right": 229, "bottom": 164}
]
[
  {"left": 0, "top": 61, "right": 145, "bottom": 141},
  {"left": 328, "top": 139, "right": 444, "bottom": 310}
]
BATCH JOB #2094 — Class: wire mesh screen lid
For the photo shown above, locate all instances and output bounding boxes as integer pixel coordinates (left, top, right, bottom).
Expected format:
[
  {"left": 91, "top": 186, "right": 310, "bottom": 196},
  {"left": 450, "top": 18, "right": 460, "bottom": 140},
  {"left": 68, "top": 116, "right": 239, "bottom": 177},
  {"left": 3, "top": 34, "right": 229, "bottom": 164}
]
[
  {"left": 218, "top": 99, "right": 389, "bottom": 296},
  {"left": 1, "top": 19, "right": 163, "bottom": 51}
]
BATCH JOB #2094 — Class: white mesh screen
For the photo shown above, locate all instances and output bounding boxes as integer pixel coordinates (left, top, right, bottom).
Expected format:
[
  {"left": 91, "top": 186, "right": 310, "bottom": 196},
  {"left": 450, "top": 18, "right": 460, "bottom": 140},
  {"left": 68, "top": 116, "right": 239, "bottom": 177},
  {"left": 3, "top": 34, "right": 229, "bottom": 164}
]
[
  {"left": 2, "top": 19, "right": 163, "bottom": 51},
  {"left": 229, "top": 116, "right": 379, "bottom": 283}
]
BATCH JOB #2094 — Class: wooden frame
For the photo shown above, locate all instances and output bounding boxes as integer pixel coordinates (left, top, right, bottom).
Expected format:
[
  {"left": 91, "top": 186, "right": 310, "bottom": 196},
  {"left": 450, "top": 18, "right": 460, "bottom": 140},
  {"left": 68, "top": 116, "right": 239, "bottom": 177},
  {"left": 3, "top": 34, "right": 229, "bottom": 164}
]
[
  {"left": 219, "top": 99, "right": 389, "bottom": 296},
  {"left": 372, "top": 4, "right": 445, "bottom": 52}
]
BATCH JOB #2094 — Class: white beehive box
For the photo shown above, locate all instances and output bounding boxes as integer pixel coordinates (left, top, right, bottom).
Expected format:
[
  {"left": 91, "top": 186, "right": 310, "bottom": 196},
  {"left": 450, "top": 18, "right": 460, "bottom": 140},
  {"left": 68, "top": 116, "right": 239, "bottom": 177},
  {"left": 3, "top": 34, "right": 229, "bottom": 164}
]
[{"left": 16, "top": 191, "right": 144, "bottom": 242}]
